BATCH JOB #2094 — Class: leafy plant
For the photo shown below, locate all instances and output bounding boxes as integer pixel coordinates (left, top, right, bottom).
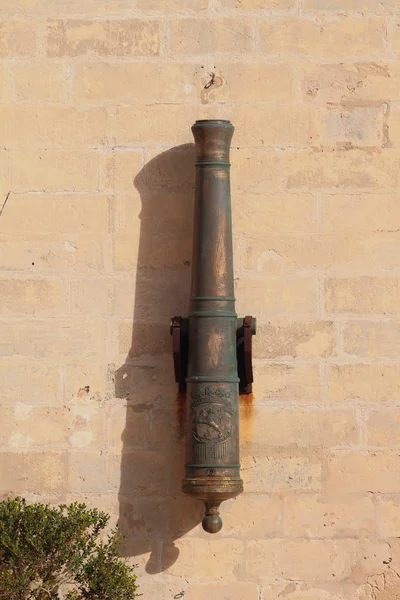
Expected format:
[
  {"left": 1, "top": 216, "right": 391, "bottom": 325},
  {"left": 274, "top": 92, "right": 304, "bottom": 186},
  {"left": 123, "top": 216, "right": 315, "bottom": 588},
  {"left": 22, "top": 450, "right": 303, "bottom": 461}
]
[{"left": 0, "top": 497, "right": 139, "bottom": 600}]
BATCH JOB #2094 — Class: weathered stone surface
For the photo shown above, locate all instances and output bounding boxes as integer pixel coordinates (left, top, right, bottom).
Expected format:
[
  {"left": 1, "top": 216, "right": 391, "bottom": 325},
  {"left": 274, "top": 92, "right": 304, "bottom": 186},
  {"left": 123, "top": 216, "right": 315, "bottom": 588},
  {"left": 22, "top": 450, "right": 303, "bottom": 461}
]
[{"left": 1, "top": 1, "right": 398, "bottom": 596}]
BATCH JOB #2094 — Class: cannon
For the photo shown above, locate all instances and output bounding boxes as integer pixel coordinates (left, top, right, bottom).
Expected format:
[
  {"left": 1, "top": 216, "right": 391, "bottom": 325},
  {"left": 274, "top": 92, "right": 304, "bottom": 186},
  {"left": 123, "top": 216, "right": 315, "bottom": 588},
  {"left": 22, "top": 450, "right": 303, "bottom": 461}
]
[{"left": 171, "top": 120, "right": 256, "bottom": 533}]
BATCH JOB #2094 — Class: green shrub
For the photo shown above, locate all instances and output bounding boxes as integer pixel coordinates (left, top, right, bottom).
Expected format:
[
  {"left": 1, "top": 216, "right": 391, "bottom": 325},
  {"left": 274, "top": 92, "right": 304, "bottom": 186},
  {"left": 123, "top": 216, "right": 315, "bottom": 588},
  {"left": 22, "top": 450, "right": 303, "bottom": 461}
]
[{"left": 0, "top": 497, "right": 139, "bottom": 600}]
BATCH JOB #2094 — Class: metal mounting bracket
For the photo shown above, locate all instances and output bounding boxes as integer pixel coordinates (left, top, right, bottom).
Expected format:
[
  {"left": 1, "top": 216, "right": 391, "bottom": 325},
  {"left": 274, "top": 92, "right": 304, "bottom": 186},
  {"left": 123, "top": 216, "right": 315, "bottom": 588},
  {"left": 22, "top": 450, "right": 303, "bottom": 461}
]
[{"left": 170, "top": 316, "right": 256, "bottom": 395}]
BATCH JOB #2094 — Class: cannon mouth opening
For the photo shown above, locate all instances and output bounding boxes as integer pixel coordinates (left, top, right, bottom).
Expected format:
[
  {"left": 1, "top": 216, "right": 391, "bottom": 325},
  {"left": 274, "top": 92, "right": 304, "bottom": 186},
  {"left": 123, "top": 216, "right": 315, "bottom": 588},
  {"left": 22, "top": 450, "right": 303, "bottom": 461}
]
[{"left": 194, "top": 119, "right": 233, "bottom": 126}]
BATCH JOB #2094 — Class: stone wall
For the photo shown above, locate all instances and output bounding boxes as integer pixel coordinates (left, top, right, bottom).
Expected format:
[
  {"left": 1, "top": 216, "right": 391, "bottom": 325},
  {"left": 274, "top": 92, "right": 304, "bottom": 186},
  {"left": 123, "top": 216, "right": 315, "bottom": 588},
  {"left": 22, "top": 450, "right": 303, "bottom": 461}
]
[{"left": 1, "top": 1, "right": 400, "bottom": 598}]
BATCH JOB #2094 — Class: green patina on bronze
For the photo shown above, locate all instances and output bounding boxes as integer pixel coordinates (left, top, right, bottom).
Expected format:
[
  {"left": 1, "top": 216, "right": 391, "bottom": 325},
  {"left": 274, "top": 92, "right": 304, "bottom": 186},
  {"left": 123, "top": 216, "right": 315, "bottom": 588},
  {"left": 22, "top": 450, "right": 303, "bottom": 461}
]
[
  {"left": 183, "top": 119, "right": 243, "bottom": 534},
  {"left": 171, "top": 120, "right": 256, "bottom": 532}
]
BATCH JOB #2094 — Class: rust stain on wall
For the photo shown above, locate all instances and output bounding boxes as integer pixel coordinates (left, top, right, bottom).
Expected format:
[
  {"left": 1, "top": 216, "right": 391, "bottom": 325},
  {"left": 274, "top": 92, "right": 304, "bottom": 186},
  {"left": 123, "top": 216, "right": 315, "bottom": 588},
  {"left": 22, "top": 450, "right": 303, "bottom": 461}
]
[{"left": 239, "top": 392, "right": 254, "bottom": 444}]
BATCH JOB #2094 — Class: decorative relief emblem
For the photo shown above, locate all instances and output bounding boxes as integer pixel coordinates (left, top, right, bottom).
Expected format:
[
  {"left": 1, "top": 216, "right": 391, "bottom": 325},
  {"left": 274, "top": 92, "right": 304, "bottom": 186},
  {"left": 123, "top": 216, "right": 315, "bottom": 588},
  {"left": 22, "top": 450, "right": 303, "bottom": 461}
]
[{"left": 190, "top": 387, "right": 234, "bottom": 460}]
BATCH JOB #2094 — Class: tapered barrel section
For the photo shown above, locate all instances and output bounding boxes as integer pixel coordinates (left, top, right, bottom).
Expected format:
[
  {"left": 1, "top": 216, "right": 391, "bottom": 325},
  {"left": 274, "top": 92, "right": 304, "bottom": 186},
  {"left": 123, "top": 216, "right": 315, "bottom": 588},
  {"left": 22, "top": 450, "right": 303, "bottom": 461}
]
[{"left": 183, "top": 120, "right": 243, "bottom": 533}]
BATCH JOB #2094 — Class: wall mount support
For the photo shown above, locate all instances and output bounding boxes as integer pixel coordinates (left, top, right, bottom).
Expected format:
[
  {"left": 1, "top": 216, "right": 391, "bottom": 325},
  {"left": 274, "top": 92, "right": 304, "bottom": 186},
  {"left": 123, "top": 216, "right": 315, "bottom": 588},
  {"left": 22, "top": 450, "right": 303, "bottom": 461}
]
[{"left": 170, "top": 316, "right": 256, "bottom": 395}]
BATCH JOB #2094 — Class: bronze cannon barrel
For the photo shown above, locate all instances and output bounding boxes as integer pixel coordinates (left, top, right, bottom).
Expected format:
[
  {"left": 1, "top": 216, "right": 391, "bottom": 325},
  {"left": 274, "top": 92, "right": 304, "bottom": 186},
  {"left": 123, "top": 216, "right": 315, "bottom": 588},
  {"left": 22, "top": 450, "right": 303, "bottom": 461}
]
[
  {"left": 183, "top": 119, "right": 243, "bottom": 533},
  {"left": 171, "top": 119, "right": 255, "bottom": 532}
]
